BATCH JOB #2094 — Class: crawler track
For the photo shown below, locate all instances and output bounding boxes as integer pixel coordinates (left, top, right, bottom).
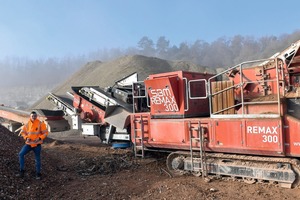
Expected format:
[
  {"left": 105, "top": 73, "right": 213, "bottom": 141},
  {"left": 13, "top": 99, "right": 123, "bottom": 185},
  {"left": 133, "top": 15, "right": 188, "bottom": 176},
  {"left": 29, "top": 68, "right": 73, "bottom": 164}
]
[{"left": 167, "top": 151, "right": 300, "bottom": 188}]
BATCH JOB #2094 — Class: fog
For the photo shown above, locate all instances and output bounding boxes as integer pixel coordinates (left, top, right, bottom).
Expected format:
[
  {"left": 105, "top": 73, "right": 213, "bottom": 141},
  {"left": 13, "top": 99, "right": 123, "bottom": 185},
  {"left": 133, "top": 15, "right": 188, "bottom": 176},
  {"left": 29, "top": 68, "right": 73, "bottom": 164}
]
[{"left": 1, "top": 30, "right": 300, "bottom": 108}]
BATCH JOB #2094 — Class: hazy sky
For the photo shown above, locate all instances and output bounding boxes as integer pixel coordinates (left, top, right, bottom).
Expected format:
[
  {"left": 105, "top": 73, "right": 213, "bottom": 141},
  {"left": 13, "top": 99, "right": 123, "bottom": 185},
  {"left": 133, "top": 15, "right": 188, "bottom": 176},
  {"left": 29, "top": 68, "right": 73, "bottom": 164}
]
[{"left": 0, "top": 0, "right": 299, "bottom": 59}]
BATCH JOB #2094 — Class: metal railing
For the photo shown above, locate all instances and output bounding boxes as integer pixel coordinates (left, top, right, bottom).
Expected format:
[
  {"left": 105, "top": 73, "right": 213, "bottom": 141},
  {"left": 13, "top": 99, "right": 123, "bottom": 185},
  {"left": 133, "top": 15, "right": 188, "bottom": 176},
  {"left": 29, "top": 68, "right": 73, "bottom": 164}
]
[{"left": 207, "top": 58, "right": 283, "bottom": 118}]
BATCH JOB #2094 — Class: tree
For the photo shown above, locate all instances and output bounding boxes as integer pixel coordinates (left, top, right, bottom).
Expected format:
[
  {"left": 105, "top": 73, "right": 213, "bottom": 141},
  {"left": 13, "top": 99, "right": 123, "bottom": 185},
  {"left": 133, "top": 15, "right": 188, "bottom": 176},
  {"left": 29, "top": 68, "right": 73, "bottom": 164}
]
[
  {"left": 190, "top": 40, "right": 209, "bottom": 65},
  {"left": 137, "top": 36, "right": 155, "bottom": 56},
  {"left": 172, "top": 42, "right": 190, "bottom": 60},
  {"left": 156, "top": 36, "right": 170, "bottom": 58}
]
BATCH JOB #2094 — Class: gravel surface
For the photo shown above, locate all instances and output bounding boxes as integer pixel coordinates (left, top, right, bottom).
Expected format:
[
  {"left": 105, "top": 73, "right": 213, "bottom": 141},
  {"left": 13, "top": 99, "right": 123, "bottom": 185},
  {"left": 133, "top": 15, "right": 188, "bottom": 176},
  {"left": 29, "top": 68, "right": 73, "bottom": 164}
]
[{"left": 1, "top": 125, "right": 300, "bottom": 200}]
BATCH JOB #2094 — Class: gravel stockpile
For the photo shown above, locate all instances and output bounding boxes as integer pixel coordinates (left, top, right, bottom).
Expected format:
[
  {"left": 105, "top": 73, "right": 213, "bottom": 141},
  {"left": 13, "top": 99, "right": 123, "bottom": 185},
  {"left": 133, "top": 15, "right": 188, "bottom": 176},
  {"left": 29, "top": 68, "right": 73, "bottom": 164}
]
[{"left": 32, "top": 55, "right": 218, "bottom": 109}]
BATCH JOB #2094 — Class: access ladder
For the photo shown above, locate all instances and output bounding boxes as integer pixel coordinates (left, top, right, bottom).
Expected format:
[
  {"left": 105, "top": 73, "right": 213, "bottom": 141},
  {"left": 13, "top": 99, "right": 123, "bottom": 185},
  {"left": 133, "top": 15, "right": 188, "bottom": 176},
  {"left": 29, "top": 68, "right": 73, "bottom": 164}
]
[
  {"left": 132, "top": 114, "right": 148, "bottom": 158},
  {"left": 189, "top": 121, "right": 208, "bottom": 177}
]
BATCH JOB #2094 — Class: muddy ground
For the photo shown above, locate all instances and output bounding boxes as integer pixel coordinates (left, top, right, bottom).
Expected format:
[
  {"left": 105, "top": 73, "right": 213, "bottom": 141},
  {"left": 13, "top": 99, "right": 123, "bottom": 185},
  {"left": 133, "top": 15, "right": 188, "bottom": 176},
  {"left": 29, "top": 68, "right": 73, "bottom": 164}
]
[{"left": 1, "top": 125, "right": 299, "bottom": 200}]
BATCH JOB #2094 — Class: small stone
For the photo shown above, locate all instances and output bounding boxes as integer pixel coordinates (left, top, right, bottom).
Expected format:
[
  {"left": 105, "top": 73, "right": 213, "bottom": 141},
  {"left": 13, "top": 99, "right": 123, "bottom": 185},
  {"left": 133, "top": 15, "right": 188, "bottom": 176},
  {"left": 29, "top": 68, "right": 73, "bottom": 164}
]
[{"left": 204, "top": 177, "right": 211, "bottom": 183}]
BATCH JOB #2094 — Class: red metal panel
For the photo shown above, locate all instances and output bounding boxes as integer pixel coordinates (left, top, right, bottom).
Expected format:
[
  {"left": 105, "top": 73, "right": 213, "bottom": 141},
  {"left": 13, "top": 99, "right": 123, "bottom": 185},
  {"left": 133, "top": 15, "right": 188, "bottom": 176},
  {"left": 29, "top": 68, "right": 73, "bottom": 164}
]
[
  {"left": 214, "top": 120, "right": 243, "bottom": 148},
  {"left": 146, "top": 71, "right": 212, "bottom": 118},
  {"left": 73, "top": 93, "right": 106, "bottom": 123},
  {"left": 284, "top": 115, "right": 300, "bottom": 156},
  {"left": 145, "top": 76, "right": 180, "bottom": 116},
  {"left": 236, "top": 104, "right": 283, "bottom": 115},
  {"left": 230, "top": 67, "right": 281, "bottom": 99},
  {"left": 149, "top": 119, "right": 186, "bottom": 145},
  {"left": 131, "top": 109, "right": 286, "bottom": 156},
  {"left": 245, "top": 119, "right": 283, "bottom": 153},
  {"left": 130, "top": 114, "right": 213, "bottom": 150}
]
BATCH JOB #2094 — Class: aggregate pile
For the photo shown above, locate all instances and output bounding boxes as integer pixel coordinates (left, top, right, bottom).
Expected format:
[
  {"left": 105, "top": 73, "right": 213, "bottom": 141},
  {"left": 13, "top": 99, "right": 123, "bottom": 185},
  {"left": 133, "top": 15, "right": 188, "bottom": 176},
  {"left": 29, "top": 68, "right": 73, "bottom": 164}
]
[{"left": 32, "top": 55, "right": 219, "bottom": 109}]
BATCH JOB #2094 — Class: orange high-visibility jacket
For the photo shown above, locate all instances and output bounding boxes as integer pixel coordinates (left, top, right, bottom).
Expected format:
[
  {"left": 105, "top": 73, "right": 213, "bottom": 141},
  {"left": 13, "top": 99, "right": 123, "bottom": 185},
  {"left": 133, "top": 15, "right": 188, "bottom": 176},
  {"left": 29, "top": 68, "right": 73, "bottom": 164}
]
[{"left": 20, "top": 119, "right": 48, "bottom": 147}]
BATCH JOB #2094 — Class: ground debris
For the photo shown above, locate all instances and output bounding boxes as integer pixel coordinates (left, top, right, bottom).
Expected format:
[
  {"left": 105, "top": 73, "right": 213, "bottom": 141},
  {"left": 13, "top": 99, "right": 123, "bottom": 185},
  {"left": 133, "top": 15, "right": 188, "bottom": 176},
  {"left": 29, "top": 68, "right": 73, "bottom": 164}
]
[
  {"left": 75, "top": 153, "right": 139, "bottom": 176},
  {"left": 1, "top": 124, "right": 299, "bottom": 200}
]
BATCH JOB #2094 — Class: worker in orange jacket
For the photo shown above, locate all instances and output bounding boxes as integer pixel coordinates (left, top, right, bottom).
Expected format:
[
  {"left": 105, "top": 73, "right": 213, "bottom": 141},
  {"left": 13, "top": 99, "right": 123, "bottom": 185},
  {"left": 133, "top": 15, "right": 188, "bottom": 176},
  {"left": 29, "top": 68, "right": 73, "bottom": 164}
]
[{"left": 17, "top": 111, "right": 48, "bottom": 179}]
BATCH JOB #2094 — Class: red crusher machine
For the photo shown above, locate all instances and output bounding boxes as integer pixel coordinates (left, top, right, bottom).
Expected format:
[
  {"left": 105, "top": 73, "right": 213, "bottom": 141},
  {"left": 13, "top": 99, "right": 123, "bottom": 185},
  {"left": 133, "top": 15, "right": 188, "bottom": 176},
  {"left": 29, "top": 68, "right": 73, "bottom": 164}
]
[
  {"left": 130, "top": 40, "right": 300, "bottom": 188},
  {"left": 45, "top": 40, "right": 300, "bottom": 187}
]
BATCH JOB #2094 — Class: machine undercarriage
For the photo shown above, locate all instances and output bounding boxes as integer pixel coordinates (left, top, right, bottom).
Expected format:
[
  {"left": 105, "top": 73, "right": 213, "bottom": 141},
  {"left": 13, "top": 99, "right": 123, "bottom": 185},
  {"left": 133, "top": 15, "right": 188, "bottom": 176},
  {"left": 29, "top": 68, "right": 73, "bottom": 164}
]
[{"left": 166, "top": 151, "right": 300, "bottom": 188}]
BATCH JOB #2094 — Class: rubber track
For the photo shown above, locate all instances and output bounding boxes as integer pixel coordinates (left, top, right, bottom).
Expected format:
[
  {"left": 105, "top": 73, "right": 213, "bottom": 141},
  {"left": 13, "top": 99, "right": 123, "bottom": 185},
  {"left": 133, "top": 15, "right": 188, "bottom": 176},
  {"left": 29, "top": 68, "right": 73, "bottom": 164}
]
[{"left": 168, "top": 151, "right": 300, "bottom": 188}]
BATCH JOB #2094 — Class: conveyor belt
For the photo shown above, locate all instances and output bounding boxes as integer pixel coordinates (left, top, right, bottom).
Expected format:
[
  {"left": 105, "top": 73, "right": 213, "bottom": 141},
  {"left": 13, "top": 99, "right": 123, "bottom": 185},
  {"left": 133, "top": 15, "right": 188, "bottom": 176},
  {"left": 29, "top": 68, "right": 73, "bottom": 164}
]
[
  {"left": 0, "top": 105, "right": 70, "bottom": 132},
  {"left": 47, "top": 93, "right": 76, "bottom": 116}
]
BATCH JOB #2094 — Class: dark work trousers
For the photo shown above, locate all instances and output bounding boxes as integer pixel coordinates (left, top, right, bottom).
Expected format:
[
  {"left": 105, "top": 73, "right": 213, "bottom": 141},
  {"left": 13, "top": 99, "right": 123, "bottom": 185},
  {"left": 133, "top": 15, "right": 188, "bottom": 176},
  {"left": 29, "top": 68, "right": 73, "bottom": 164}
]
[{"left": 19, "top": 144, "right": 41, "bottom": 173}]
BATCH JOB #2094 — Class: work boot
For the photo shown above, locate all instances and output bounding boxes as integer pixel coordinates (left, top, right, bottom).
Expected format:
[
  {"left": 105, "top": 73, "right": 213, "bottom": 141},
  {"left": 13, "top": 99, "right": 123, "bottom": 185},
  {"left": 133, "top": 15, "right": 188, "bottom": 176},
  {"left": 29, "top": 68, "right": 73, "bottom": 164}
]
[
  {"left": 35, "top": 173, "right": 41, "bottom": 180},
  {"left": 16, "top": 170, "right": 24, "bottom": 178}
]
